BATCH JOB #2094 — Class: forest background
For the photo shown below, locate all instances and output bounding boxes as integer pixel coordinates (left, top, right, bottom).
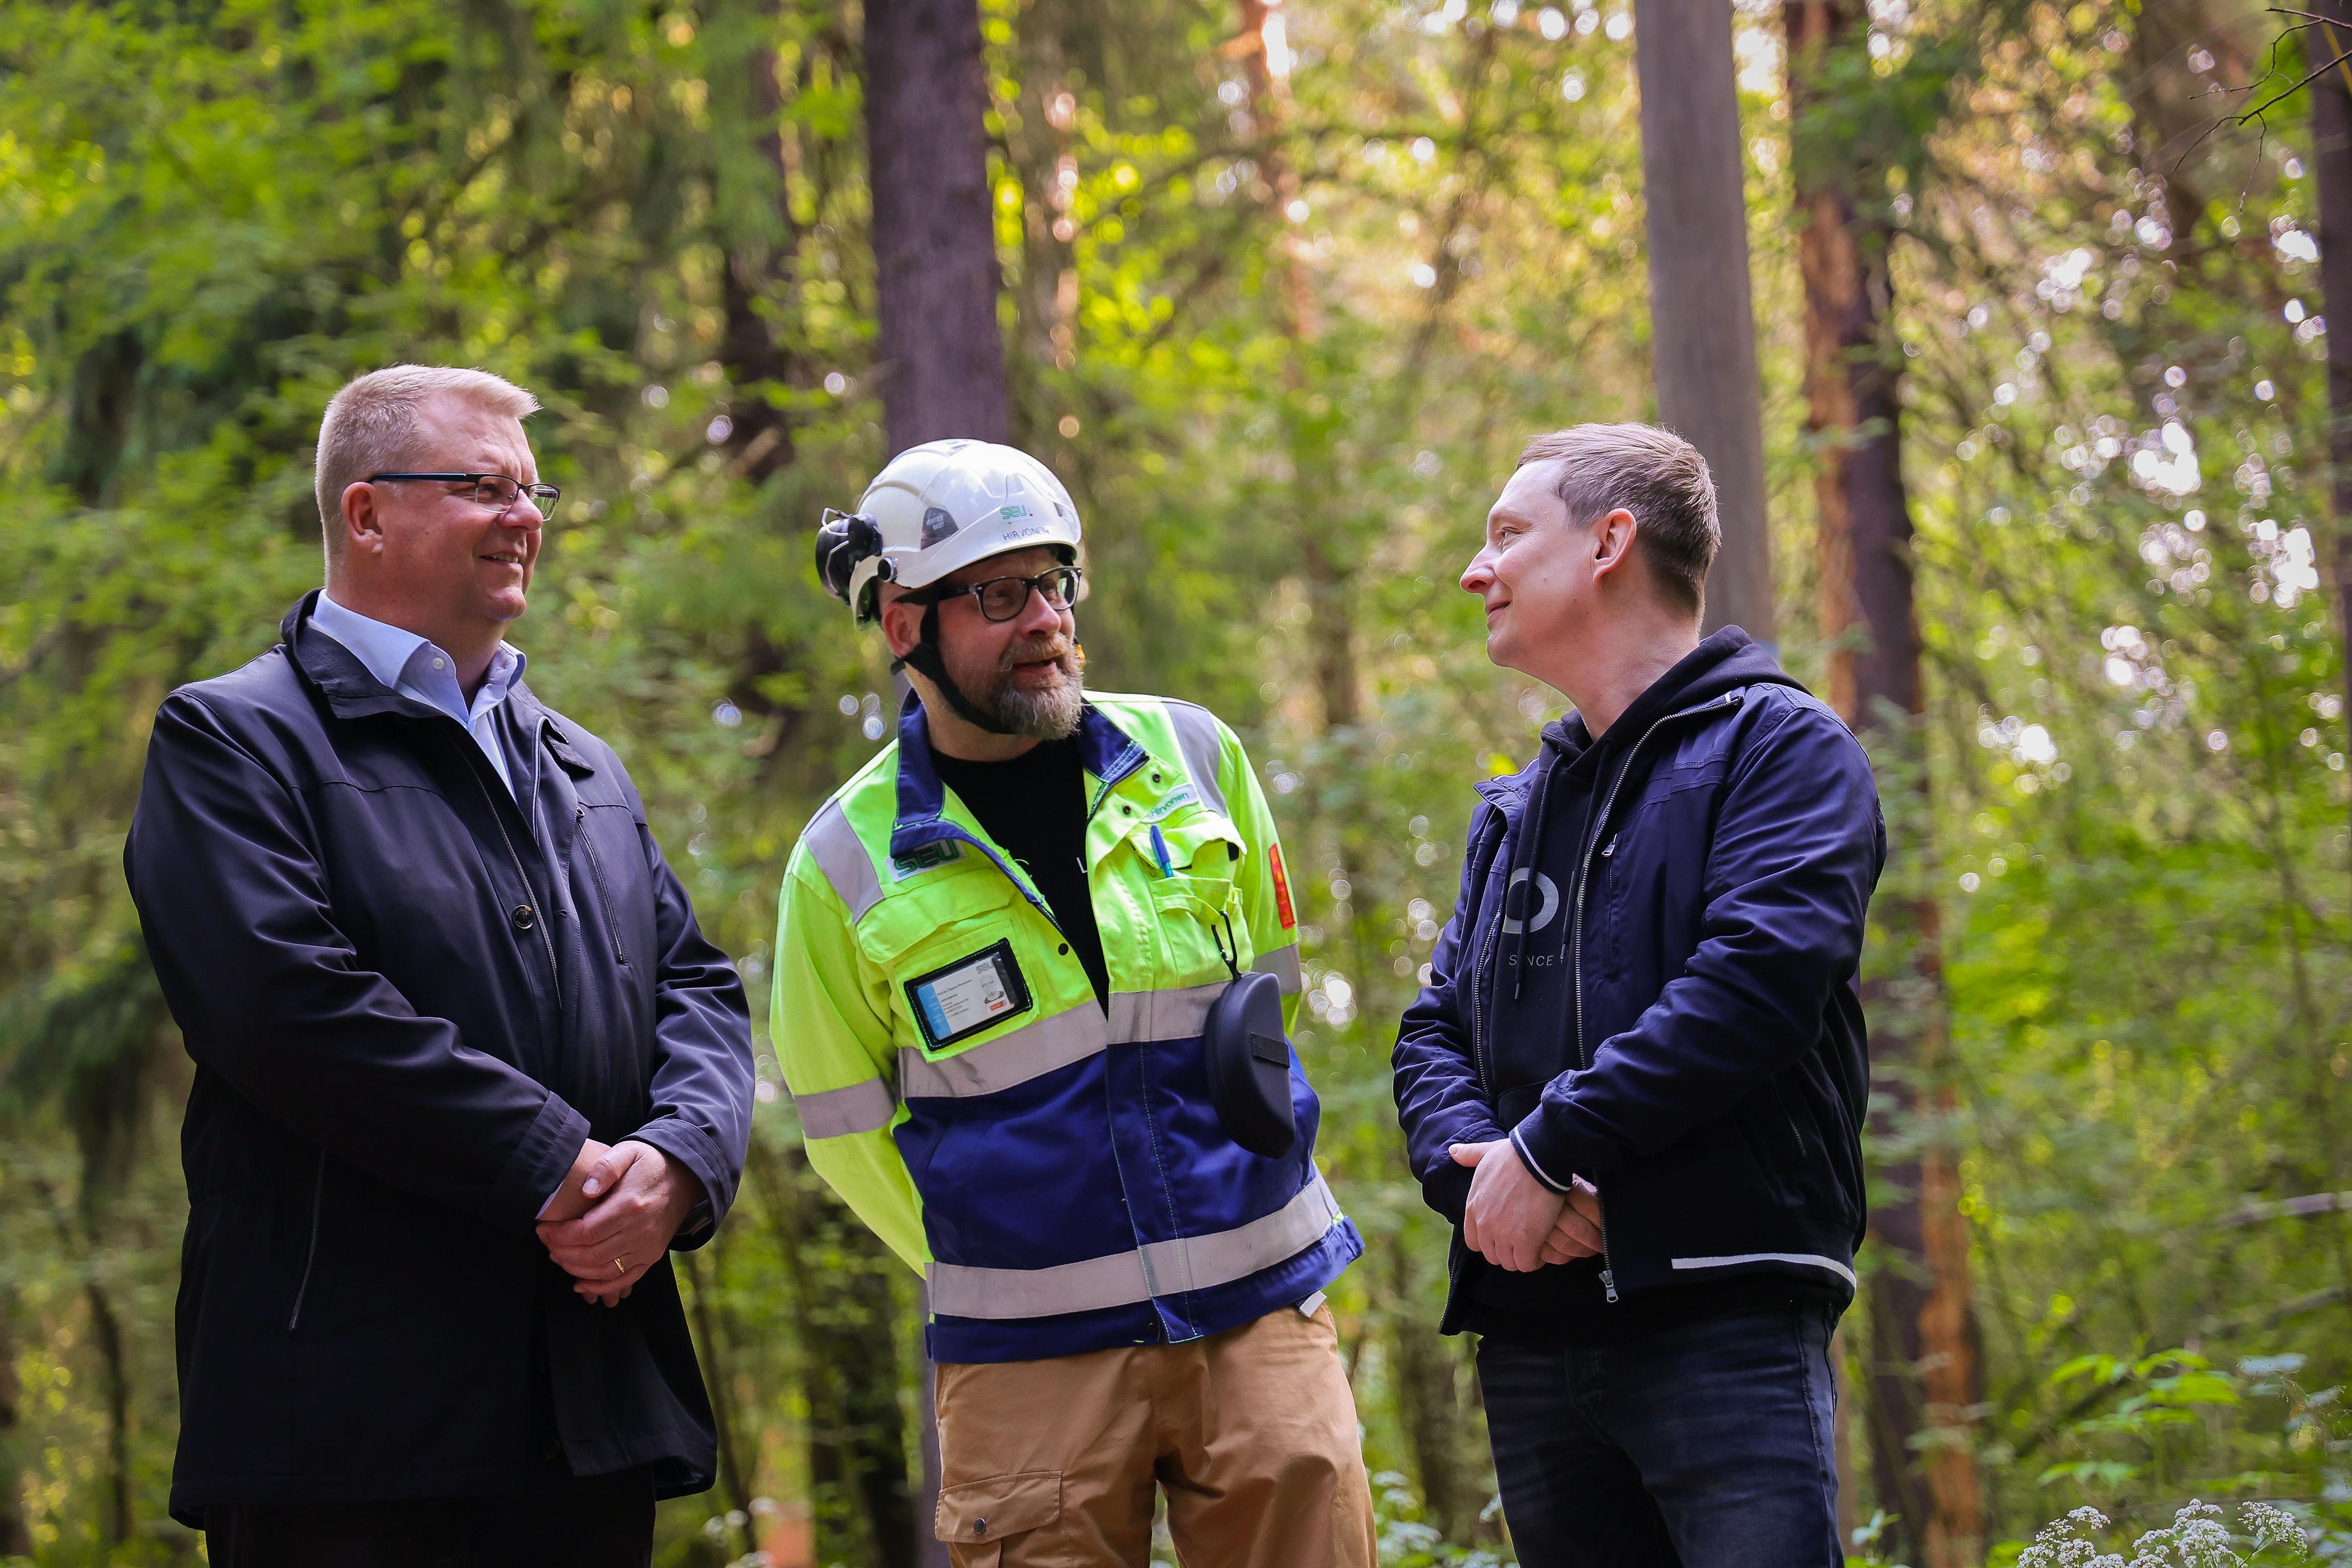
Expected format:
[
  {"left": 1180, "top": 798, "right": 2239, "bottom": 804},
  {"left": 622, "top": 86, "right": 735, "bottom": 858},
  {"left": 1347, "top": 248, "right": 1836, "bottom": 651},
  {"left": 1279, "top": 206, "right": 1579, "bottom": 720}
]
[{"left": 3, "top": 0, "right": 2350, "bottom": 1564}]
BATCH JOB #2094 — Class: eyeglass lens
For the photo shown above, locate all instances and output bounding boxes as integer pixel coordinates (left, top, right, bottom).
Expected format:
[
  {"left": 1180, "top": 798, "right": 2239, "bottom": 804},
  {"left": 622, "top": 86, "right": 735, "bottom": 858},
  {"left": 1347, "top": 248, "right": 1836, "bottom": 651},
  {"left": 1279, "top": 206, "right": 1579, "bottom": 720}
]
[
  {"left": 474, "top": 476, "right": 561, "bottom": 521},
  {"left": 977, "top": 569, "right": 1078, "bottom": 621}
]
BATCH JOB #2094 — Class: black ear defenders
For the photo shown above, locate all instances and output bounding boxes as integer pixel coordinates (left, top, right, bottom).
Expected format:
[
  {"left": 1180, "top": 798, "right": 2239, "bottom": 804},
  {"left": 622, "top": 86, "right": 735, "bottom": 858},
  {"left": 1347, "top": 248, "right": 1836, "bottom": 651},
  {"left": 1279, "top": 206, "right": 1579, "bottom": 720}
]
[{"left": 814, "top": 509, "right": 891, "bottom": 610}]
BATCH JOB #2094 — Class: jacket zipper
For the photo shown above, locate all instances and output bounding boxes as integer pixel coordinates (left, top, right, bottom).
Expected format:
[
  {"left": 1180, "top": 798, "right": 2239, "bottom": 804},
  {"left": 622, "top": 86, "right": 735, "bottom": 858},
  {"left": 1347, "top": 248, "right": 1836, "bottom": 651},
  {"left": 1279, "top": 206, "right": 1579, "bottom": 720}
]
[
  {"left": 1596, "top": 825, "right": 1623, "bottom": 1294},
  {"left": 1780, "top": 1083, "right": 1809, "bottom": 1159},
  {"left": 574, "top": 804, "right": 629, "bottom": 965},
  {"left": 1468, "top": 812, "right": 1507, "bottom": 1098},
  {"left": 1567, "top": 691, "right": 1745, "bottom": 1303},
  {"left": 287, "top": 1151, "right": 326, "bottom": 1331},
  {"left": 1448, "top": 810, "right": 1511, "bottom": 1310},
  {"left": 454, "top": 740, "right": 566, "bottom": 1034}
]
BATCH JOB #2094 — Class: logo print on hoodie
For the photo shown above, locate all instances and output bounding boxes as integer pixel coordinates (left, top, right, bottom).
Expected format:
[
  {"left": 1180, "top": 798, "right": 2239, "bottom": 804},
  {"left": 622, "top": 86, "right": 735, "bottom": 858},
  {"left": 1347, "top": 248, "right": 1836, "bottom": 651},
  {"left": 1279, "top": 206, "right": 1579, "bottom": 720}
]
[{"left": 1500, "top": 866, "right": 1560, "bottom": 935}]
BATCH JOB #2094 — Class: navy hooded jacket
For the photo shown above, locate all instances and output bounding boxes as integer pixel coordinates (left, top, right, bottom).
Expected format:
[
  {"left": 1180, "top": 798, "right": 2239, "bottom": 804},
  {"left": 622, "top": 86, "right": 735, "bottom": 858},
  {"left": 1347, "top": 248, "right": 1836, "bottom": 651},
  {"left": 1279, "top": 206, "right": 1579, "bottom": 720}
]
[
  {"left": 123, "top": 593, "right": 755, "bottom": 1524},
  {"left": 1391, "top": 629, "right": 1884, "bottom": 1333}
]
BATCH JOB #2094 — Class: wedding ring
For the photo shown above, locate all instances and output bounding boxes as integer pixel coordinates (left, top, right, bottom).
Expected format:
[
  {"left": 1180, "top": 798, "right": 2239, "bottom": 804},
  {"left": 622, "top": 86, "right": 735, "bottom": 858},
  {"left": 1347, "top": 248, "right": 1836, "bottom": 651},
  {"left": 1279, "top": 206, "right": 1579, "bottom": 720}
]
[{"left": 612, "top": 1256, "right": 628, "bottom": 1277}]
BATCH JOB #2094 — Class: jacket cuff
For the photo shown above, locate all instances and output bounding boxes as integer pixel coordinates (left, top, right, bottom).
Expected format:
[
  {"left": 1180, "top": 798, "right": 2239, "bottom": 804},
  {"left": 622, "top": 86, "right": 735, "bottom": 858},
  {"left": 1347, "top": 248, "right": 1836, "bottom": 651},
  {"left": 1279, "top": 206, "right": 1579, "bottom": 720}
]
[
  {"left": 1418, "top": 1122, "right": 1507, "bottom": 1223},
  {"left": 493, "top": 1094, "right": 592, "bottom": 1237},
  {"left": 629, "top": 1117, "right": 732, "bottom": 1250},
  {"left": 1509, "top": 1113, "right": 1577, "bottom": 1195},
  {"left": 1422, "top": 1159, "right": 1476, "bottom": 1225}
]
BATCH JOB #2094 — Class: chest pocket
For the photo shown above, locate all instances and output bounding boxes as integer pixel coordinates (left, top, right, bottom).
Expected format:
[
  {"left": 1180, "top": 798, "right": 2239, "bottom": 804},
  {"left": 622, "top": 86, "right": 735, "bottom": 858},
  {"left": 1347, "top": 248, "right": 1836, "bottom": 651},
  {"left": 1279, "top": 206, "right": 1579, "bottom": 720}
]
[
  {"left": 862, "top": 866, "right": 1050, "bottom": 1060},
  {"left": 1599, "top": 762, "right": 1721, "bottom": 984},
  {"left": 1143, "top": 813, "right": 1250, "bottom": 989}
]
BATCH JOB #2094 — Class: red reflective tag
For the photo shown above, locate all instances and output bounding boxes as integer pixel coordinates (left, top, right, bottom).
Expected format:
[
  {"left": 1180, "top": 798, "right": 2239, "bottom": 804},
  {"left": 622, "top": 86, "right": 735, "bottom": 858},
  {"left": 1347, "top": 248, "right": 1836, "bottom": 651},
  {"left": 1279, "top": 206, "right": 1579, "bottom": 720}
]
[{"left": 1269, "top": 843, "right": 1297, "bottom": 930}]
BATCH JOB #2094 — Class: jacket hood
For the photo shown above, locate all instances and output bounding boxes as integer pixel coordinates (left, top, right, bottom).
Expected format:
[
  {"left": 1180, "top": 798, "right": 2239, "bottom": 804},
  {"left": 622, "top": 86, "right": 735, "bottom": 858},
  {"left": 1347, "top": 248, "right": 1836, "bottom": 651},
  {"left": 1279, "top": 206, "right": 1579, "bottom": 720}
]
[{"left": 1539, "top": 626, "right": 1803, "bottom": 760}]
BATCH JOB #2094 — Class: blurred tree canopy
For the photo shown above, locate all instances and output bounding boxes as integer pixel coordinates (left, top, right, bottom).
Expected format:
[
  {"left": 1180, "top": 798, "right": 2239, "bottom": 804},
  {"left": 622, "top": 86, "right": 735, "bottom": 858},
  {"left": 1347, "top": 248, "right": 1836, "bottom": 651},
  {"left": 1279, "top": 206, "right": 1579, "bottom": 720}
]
[{"left": 1, "top": 0, "right": 2347, "bottom": 1563}]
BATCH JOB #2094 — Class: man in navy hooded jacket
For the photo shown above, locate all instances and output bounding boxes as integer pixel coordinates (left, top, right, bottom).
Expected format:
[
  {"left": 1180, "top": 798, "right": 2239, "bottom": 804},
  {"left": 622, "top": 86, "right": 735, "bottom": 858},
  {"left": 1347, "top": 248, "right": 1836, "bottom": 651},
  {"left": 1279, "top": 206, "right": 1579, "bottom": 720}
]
[{"left": 1392, "top": 423, "right": 1884, "bottom": 1567}]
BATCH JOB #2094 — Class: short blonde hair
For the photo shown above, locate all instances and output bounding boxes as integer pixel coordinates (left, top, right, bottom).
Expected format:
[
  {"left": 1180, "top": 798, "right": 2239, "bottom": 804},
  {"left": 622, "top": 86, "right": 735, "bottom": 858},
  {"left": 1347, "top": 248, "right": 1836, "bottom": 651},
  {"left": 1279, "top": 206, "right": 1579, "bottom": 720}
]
[
  {"left": 314, "top": 366, "right": 540, "bottom": 559},
  {"left": 1517, "top": 423, "right": 1719, "bottom": 614}
]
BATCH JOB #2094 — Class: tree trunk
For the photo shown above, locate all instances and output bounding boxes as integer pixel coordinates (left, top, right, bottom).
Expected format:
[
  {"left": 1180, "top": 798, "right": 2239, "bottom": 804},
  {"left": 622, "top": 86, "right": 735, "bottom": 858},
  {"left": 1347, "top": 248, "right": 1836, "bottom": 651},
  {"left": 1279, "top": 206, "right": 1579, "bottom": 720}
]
[
  {"left": 2311, "top": 1, "right": 2352, "bottom": 907},
  {"left": 751, "top": 1139, "right": 921, "bottom": 1568},
  {"left": 1784, "top": 5, "right": 1981, "bottom": 1566},
  {"left": 0, "top": 1294, "right": 32, "bottom": 1558},
  {"left": 708, "top": 0, "right": 802, "bottom": 485},
  {"left": 680, "top": 1250, "right": 761, "bottom": 1562},
  {"left": 865, "top": 0, "right": 1011, "bottom": 453},
  {"left": 1011, "top": 15, "right": 1079, "bottom": 378},
  {"left": 1633, "top": 0, "right": 1777, "bottom": 644},
  {"left": 1233, "top": 0, "right": 1359, "bottom": 730},
  {"left": 86, "top": 1279, "right": 133, "bottom": 1548},
  {"left": 1385, "top": 1245, "right": 1485, "bottom": 1545},
  {"left": 864, "top": 5, "right": 1017, "bottom": 1554}
]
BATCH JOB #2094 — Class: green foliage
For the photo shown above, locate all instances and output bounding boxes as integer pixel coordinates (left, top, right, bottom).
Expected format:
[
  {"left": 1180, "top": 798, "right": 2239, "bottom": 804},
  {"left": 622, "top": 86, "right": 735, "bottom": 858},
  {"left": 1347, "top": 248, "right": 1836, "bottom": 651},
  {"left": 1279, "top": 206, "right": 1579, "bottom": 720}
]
[{"left": 1, "top": 0, "right": 2349, "bottom": 1563}]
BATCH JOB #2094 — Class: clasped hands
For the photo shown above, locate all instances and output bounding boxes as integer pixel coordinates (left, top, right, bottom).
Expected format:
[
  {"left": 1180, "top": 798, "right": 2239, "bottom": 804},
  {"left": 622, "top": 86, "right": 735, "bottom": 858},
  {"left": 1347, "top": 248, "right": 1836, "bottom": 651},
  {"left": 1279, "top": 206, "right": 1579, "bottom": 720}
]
[
  {"left": 536, "top": 1139, "right": 704, "bottom": 1308},
  {"left": 1452, "top": 1139, "right": 1604, "bottom": 1272}
]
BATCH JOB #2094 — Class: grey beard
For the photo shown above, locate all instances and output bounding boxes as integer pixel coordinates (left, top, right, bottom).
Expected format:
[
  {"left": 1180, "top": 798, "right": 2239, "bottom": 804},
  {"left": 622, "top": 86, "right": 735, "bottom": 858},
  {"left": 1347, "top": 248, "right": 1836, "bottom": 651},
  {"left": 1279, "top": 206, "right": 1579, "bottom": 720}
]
[{"left": 988, "top": 662, "right": 1085, "bottom": 740}]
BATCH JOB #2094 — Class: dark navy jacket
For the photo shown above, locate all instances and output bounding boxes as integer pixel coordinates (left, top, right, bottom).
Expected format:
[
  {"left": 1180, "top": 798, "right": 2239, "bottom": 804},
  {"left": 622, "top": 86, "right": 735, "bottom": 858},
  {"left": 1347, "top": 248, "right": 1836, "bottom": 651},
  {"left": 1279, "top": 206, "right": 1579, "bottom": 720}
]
[
  {"left": 124, "top": 593, "right": 754, "bottom": 1524},
  {"left": 1392, "top": 630, "right": 1883, "bottom": 1331}
]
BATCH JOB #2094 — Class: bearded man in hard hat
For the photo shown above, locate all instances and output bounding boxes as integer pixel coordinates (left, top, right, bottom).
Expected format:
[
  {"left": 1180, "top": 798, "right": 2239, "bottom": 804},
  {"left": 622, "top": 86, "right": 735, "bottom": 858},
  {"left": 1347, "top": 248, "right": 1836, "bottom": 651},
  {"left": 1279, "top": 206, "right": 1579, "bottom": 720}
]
[{"left": 772, "top": 440, "right": 1373, "bottom": 1568}]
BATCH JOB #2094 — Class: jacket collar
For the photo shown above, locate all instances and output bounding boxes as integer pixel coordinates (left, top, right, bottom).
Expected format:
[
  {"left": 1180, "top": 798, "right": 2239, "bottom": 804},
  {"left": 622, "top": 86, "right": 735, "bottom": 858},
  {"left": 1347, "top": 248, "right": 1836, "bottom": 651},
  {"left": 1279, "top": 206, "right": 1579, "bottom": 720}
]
[
  {"left": 1538, "top": 627, "right": 1798, "bottom": 761},
  {"left": 889, "top": 689, "right": 1147, "bottom": 857},
  {"left": 284, "top": 590, "right": 438, "bottom": 722},
  {"left": 502, "top": 679, "right": 596, "bottom": 777},
  {"left": 1469, "top": 626, "right": 1806, "bottom": 823},
  {"left": 281, "top": 592, "right": 590, "bottom": 776}
]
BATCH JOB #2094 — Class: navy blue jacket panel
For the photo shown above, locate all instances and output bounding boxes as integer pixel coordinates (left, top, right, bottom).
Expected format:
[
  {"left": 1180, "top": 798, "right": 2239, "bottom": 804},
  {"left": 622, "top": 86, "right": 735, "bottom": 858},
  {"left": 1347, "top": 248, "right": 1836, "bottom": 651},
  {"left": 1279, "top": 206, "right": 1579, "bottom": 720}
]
[
  {"left": 125, "top": 593, "right": 754, "bottom": 1524},
  {"left": 1392, "top": 629, "right": 1884, "bottom": 1330}
]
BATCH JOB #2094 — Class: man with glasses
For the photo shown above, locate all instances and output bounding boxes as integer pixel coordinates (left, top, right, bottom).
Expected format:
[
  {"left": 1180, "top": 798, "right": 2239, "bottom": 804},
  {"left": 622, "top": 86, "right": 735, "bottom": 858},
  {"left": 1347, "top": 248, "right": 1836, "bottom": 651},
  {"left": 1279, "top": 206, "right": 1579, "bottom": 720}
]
[
  {"left": 774, "top": 439, "right": 1373, "bottom": 1568},
  {"left": 125, "top": 365, "right": 754, "bottom": 1564}
]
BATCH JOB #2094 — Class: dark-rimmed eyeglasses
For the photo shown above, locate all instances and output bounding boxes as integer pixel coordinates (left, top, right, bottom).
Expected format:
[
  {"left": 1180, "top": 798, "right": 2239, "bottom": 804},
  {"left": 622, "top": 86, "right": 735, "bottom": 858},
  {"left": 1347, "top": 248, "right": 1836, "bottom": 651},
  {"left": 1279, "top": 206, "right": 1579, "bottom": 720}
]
[
  {"left": 920, "top": 565, "right": 1083, "bottom": 623},
  {"left": 368, "top": 472, "right": 561, "bottom": 522}
]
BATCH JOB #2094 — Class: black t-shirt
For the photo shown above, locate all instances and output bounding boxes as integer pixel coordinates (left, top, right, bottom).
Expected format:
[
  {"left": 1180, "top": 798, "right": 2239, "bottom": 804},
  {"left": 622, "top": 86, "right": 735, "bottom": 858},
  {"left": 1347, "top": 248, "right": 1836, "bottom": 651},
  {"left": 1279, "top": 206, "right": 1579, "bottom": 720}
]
[{"left": 930, "top": 738, "right": 1111, "bottom": 1009}]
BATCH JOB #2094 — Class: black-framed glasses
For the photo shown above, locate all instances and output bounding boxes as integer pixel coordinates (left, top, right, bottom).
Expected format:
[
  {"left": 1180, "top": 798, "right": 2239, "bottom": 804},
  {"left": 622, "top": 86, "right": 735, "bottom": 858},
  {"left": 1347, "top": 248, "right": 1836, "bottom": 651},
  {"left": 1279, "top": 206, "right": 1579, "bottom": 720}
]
[
  {"left": 368, "top": 472, "right": 561, "bottom": 522},
  {"left": 925, "top": 565, "right": 1083, "bottom": 622}
]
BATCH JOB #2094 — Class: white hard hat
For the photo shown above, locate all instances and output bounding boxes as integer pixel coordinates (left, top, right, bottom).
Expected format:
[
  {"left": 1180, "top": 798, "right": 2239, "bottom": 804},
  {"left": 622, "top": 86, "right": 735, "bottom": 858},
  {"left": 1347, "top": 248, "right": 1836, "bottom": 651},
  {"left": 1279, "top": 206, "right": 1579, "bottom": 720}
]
[{"left": 815, "top": 439, "right": 1083, "bottom": 623}]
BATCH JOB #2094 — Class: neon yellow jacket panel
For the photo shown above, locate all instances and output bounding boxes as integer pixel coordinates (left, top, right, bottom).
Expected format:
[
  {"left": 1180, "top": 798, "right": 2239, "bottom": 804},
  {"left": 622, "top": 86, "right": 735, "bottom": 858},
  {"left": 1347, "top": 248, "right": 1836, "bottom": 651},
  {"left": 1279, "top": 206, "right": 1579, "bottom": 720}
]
[{"left": 771, "top": 692, "right": 1353, "bottom": 1363}]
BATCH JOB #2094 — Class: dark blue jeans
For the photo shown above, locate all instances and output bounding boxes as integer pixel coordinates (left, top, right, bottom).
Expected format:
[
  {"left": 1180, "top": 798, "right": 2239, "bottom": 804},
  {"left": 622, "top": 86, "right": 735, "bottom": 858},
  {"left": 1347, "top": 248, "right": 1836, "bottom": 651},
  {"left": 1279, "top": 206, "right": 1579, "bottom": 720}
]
[{"left": 1474, "top": 1302, "right": 1842, "bottom": 1568}]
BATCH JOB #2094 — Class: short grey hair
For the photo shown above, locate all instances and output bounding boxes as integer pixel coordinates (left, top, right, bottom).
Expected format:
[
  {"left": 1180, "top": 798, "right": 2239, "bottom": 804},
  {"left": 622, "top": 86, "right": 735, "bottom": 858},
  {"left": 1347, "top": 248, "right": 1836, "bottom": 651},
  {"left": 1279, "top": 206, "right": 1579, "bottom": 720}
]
[
  {"left": 314, "top": 366, "right": 539, "bottom": 560},
  {"left": 1516, "top": 423, "right": 1718, "bottom": 614}
]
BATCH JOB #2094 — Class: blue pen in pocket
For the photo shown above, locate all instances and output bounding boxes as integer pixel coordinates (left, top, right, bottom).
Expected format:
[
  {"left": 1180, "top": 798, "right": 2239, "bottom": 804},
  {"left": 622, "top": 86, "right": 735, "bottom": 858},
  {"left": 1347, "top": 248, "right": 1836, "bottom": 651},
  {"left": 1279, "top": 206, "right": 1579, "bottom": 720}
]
[{"left": 1149, "top": 823, "right": 1173, "bottom": 878}]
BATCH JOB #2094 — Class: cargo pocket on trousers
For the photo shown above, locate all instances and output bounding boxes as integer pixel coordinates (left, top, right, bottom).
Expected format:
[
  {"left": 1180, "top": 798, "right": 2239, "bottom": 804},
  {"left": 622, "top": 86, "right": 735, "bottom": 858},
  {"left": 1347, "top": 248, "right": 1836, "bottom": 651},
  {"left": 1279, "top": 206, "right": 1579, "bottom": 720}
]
[{"left": 935, "top": 1469, "right": 1062, "bottom": 1565}]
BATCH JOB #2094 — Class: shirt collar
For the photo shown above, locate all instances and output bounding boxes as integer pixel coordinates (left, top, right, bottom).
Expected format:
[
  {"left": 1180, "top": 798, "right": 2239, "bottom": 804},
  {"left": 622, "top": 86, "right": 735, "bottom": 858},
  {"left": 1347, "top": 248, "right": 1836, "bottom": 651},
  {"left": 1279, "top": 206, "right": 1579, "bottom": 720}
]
[{"left": 311, "top": 590, "right": 526, "bottom": 720}]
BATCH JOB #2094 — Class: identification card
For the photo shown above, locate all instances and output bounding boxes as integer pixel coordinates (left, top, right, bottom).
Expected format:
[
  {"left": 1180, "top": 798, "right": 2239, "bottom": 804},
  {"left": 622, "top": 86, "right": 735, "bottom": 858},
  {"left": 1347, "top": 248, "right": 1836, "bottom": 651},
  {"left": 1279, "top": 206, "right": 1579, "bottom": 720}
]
[{"left": 904, "top": 939, "right": 1033, "bottom": 1050}]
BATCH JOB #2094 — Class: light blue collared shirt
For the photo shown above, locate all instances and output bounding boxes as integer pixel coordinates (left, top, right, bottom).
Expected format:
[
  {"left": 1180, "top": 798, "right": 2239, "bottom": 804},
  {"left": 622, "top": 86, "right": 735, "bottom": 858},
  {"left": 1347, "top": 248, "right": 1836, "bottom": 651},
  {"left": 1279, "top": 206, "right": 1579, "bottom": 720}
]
[{"left": 310, "top": 591, "right": 528, "bottom": 798}]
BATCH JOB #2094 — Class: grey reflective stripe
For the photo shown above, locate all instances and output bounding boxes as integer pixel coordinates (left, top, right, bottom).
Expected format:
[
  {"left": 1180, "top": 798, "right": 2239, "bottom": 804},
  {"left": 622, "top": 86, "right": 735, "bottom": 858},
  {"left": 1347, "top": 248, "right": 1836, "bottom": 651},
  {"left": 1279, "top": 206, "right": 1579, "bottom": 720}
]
[
  {"left": 900, "top": 982, "right": 1230, "bottom": 1100},
  {"left": 793, "top": 1076, "right": 897, "bottom": 1137},
  {"left": 928, "top": 1172, "right": 1345, "bottom": 1320},
  {"left": 901, "top": 1005, "right": 1106, "bottom": 1099},
  {"left": 1671, "top": 1252, "right": 1857, "bottom": 1289},
  {"left": 1250, "top": 942, "right": 1302, "bottom": 994},
  {"left": 1163, "top": 701, "right": 1229, "bottom": 816},
  {"left": 1104, "top": 979, "right": 1226, "bottom": 1047},
  {"left": 804, "top": 798, "right": 883, "bottom": 923}
]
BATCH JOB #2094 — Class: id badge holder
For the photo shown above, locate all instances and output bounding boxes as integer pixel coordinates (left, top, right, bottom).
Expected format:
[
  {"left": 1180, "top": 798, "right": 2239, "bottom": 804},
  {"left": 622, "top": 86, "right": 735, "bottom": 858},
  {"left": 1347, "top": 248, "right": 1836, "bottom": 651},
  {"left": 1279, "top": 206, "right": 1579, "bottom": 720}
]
[{"left": 904, "top": 939, "right": 1034, "bottom": 1051}]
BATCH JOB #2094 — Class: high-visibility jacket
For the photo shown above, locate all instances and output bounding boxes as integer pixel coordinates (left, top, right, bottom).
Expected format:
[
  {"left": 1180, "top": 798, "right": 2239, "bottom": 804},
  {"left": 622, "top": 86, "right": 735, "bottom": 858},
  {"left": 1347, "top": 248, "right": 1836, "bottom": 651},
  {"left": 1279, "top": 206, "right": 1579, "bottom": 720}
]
[{"left": 773, "top": 692, "right": 1362, "bottom": 1364}]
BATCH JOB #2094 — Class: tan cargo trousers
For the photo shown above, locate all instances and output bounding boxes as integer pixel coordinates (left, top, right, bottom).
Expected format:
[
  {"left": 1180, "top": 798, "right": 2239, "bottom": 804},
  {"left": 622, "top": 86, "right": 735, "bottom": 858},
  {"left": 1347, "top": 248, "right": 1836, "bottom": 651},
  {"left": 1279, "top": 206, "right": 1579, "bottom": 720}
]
[{"left": 931, "top": 1303, "right": 1378, "bottom": 1568}]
